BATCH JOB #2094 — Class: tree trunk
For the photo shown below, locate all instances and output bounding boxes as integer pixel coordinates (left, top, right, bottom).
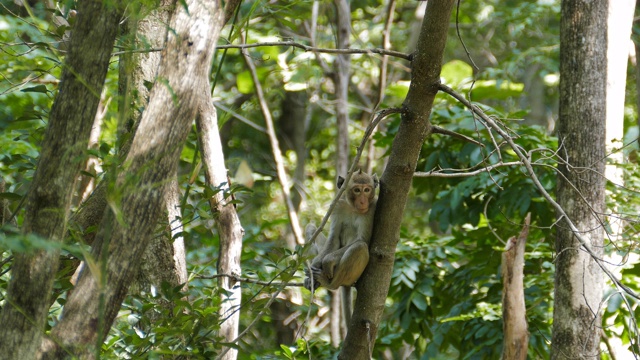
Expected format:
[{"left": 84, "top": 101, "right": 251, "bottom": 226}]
[
  {"left": 68, "top": 0, "right": 187, "bottom": 299},
  {"left": 339, "top": 1, "right": 455, "bottom": 358},
  {"left": 121, "top": 0, "right": 189, "bottom": 296},
  {"left": 334, "top": 0, "right": 350, "bottom": 179},
  {"left": 551, "top": 1, "right": 607, "bottom": 358},
  {"left": 37, "top": 0, "right": 225, "bottom": 357},
  {"left": 0, "top": 0, "right": 125, "bottom": 358},
  {"left": 501, "top": 214, "right": 530, "bottom": 360},
  {"left": 197, "top": 97, "right": 244, "bottom": 360},
  {"left": 333, "top": 0, "right": 351, "bottom": 341}
]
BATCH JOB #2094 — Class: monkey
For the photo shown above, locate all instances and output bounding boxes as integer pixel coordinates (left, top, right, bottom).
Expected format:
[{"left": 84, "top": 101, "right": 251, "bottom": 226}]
[{"left": 304, "top": 170, "right": 378, "bottom": 292}]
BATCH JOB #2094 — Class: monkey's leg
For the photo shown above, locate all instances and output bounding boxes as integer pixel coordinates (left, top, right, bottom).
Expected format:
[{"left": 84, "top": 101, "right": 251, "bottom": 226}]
[{"left": 326, "top": 241, "right": 369, "bottom": 289}]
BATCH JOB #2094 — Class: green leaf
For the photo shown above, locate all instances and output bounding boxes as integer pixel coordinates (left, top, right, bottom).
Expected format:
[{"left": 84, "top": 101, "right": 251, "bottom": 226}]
[
  {"left": 411, "top": 293, "right": 428, "bottom": 311},
  {"left": 441, "top": 60, "right": 473, "bottom": 87},
  {"left": 236, "top": 67, "right": 269, "bottom": 94},
  {"left": 385, "top": 81, "right": 410, "bottom": 99},
  {"left": 20, "top": 85, "right": 48, "bottom": 93},
  {"left": 0, "top": 192, "right": 22, "bottom": 201},
  {"left": 464, "top": 80, "right": 524, "bottom": 100},
  {"left": 280, "top": 344, "right": 293, "bottom": 358}
]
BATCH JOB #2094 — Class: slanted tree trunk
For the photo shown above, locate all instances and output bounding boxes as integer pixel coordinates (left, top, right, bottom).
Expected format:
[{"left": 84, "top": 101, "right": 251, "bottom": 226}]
[
  {"left": 340, "top": 1, "right": 456, "bottom": 358},
  {"left": 122, "top": 0, "right": 189, "bottom": 296},
  {"left": 0, "top": 0, "right": 125, "bottom": 358},
  {"left": 67, "top": 0, "right": 187, "bottom": 299},
  {"left": 37, "top": 0, "right": 225, "bottom": 357},
  {"left": 551, "top": 1, "right": 607, "bottom": 358},
  {"left": 501, "top": 214, "right": 530, "bottom": 360}
]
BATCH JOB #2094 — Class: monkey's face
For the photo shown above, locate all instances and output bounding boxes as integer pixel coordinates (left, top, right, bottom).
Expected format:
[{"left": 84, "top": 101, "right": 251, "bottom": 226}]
[{"left": 349, "top": 184, "right": 374, "bottom": 214}]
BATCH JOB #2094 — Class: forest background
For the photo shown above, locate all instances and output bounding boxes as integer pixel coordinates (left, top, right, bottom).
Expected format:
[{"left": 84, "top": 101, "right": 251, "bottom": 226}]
[{"left": 1, "top": 0, "right": 640, "bottom": 359}]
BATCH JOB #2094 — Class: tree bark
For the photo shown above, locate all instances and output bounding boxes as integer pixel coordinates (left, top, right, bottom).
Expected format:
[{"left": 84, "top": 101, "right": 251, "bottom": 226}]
[
  {"left": 37, "top": 0, "right": 225, "bottom": 357},
  {"left": 339, "top": 1, "right": 455, "bottom": 358},
  {"left": 0, "top": 0, "right": 124, "bottom": 358},
  {"left": 121, "top": 0, "right": 189, "bottom": 296},
  {"left": 197, "top": 98, "right": 244, "bottom": 360},
  {"left": 334, "top": 0, "right": 350, "bottom": 179},
  {"left": 69, "top": 0, "right": 186, "bottom": 299},
  {"left": 333, "top": 0, "right": 351, "bottom": 341},
  {"left": 501, "top": 214, "right": 530, "bottom": 360},
  {"left": 551, "top": 1, "right": 607, "bottom": 358}
]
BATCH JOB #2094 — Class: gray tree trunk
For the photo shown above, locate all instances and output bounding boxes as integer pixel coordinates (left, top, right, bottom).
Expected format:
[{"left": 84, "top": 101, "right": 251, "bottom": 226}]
[
  {"left": 37, "top": 0, "right": 225, "bottom": 357},
  {"left": 339, "top": 1, "right": 456, "bottom": 358},
  {"left": 551, "top": 0, "right": 607, "bottom": 358},
  {"left": 333, "top": 0, "right": 351, "bottom": 343},
  {"left": 0, "top": 0, "right": 125, "bottom": 358}
]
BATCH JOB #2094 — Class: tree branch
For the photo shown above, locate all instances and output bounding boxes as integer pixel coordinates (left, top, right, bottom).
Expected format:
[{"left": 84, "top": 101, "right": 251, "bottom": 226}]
[
  {"left": 197, "top": 273, "right": 304, "bottom": 287},
  {"left": 112, "top": 41, "right": 412, "bottom": 61},
  {"left": 415, "top": 161, "right": 522, "bottom": 178},
  {"left": 218, "top": 41, "right": 411, "bottom": 60},
  {"left": 431, "top": 124, "right": 484, "bottom": 147}
]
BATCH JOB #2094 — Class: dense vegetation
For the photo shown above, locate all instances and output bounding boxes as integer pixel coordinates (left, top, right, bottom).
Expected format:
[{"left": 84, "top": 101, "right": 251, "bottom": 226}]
[{"left": 1, "top": 0, "right": 640, "bottom": 358}]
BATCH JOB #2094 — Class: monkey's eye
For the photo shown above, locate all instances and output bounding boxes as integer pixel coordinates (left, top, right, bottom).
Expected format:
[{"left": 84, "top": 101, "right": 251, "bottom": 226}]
[
  {"left": 354, "top": 188, "right": 361, "bottom": 194},
  {"left": 364, "top": 188, "right": 371, "bottom": 193}
]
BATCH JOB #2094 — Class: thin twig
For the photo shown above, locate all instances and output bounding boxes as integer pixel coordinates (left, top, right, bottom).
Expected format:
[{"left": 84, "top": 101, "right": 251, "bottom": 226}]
[
  {"left": 218, "top": 41, "right": 411, "bottom": 60},
  {"left": 111, "top": 41, "right": 412, "bottom": 60},
  {"left": 415, "top": 161, "right": 522, "bottom": 178},
  {"left": 198, "top": 273, "right": 304, "bottom": 287},
  {"left": 240, "top": 32, "right": 305, "bottom": 246},
  {"left": 213, "top": 101, "right": 267, "bottom": 133},
  {"left": 431, "top": 125, "right": 484, "bottom": 147}
]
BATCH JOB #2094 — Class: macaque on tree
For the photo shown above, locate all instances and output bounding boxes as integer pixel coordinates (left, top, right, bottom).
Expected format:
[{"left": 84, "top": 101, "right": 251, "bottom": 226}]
[{"left": 304, "top": 170, "right": 378, "bottom": 292}]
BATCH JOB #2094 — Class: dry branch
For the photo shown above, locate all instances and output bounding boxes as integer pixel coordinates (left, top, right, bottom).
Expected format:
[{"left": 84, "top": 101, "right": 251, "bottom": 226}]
[{"left": 501, "top": 213, "right": 530, "bottom": 360}]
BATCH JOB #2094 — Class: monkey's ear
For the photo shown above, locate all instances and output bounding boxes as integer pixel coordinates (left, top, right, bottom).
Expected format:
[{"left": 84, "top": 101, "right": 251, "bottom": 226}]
[
  {"left": 337, "top": 176, "right": 346, "bottom": 189},
  {"left": 373, "top": 174, "right": 379, "bottom": 188}
]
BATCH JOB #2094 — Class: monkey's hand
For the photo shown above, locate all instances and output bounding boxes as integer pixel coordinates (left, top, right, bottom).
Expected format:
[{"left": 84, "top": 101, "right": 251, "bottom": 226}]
[{"left": 304, "top": 265, "right": 324, "bottom": 292}]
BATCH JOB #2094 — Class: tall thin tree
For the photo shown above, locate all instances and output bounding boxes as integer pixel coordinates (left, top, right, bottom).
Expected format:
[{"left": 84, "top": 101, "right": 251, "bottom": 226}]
[{"left": 551, "top": 1, "right": 607, "bottom": 358}]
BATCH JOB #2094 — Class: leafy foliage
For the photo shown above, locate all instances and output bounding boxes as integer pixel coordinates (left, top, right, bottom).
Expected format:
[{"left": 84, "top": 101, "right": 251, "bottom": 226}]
[{"left": 3, "top": 0, "right": 640, "bottom": 358}]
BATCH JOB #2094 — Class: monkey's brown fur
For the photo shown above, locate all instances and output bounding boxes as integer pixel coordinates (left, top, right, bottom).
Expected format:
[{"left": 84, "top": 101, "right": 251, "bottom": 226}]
[{"left": 305, "top": 170, "right": 378, "bottom": 291}]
